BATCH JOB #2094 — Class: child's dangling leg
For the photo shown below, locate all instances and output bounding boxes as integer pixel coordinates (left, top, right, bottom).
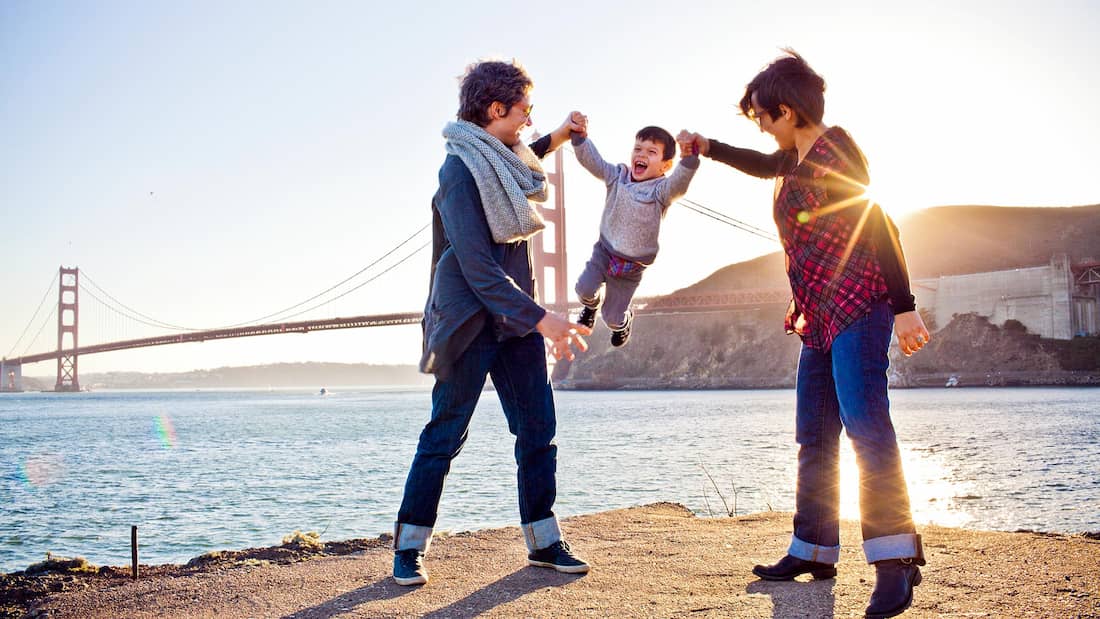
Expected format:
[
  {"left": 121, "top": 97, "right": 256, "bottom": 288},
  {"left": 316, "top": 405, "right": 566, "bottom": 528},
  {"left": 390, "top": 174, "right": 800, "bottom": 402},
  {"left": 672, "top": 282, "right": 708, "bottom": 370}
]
[
  {"left": 603, "top": 263, "right": 644, "bottom": 347},
  {"left": 575, "top": 243, "right": 610, "bottom": 329}
]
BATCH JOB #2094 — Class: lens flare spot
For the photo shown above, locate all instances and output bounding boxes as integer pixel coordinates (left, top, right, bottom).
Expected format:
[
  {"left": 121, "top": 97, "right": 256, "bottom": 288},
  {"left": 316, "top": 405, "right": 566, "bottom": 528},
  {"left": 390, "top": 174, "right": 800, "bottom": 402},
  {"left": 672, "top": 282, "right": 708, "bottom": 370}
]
[
  {"left": 154, "top": 414, "right": 178, "bottom": 449},
  {"left": 21, "top": 453, "right": 65, "bottom": 487}
]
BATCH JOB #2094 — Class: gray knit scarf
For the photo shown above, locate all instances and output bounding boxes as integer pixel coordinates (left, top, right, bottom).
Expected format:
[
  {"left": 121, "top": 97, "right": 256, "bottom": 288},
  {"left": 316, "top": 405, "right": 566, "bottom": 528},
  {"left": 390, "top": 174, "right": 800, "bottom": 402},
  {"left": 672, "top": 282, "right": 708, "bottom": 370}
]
[{"left": 443, "top": 120, "right": 547, "bottom": 243}]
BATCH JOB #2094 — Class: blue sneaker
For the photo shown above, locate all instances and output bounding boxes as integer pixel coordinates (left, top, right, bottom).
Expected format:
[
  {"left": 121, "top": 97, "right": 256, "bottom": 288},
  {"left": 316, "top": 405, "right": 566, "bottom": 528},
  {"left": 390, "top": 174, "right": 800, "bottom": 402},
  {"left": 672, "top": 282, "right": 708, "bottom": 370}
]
[
  {"left": 527, "top": 540, "right": 589, "bottom": 574},
  {"left": 393, "top": 549, "right": 428, "bottom": 586}
]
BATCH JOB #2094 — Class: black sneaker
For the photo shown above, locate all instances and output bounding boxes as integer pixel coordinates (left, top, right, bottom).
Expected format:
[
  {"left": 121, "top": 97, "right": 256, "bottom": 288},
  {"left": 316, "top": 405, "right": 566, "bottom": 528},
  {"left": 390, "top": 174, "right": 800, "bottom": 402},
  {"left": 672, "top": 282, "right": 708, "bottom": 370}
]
[
  {"left": 610, "top": 311, "right": 633, "bottom": 347},
  {"left": 577, "top": 305, "right": 598, "bottom": 329},
  {"left": 393, "top": 549, "right": 428, "bottom": 585},
  {"left": 527, "top": 540, "right": 590, "bottom": 574}
]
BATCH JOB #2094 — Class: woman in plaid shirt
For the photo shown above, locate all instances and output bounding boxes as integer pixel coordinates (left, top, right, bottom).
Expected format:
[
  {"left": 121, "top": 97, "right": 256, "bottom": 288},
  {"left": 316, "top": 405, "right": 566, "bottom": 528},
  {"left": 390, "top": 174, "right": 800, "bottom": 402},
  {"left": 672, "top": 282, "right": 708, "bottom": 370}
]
[{"left": 680, "top": 50, "right": 931, "bottom": 619}]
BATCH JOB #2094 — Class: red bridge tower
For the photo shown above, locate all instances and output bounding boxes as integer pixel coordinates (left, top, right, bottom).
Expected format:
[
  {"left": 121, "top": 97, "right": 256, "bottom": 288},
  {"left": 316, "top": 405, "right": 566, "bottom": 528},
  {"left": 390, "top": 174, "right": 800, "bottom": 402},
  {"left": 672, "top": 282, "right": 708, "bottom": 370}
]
[{"left": 55, "top": 266, "right": 80, "bottom": 392}]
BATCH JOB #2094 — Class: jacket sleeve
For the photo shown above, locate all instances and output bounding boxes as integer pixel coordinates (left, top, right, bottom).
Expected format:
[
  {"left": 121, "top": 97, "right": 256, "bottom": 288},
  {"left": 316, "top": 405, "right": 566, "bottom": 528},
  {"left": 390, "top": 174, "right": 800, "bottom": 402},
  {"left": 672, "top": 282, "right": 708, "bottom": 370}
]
[
  {"left": 436, "top": 161, "right": 546, "bottom": 332},
  {"left": 657, "top": 155, "right": 700, "bottom": 208},
  {"left": 869, "top": 205, "right": 917, "bottom": 314},
  {"left": 571, "top": 134, "right": 620, "bottom": 186},
  {"left": 706, "top": 139, "right": 791, "bottom": 178},
  {"left": 529, "top": 133, "right": 553, "bottom": 159}
]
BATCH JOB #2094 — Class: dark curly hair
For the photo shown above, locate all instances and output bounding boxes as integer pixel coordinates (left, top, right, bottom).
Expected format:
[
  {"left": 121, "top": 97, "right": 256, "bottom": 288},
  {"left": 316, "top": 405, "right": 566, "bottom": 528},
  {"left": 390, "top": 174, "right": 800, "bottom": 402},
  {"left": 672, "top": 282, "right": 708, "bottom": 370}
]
[
  {"left": 739, "top": 49, "right": 826, "bottom": 128},
  {"left": 635, "top": 126, "right": 676, "bottom": 161},
  {"left": 457, "top": 60, "right": 533, "bottom": 127}
]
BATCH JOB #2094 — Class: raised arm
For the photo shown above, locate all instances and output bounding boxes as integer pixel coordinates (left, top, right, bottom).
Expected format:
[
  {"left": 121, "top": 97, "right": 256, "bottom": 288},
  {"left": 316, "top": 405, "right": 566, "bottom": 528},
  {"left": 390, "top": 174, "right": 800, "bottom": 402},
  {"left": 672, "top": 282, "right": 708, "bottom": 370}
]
[
  {"left": 571, "top": 133, "right": 619, "bottom": 185},
  {"left": 677, "top": 130, "right": 792, "bottom": 179},
  {"left": 530, "top": 111, "right": 587, "bottom": 158},
  {"left": 657, "top": 154, "right": 700, "bottom": 207}
]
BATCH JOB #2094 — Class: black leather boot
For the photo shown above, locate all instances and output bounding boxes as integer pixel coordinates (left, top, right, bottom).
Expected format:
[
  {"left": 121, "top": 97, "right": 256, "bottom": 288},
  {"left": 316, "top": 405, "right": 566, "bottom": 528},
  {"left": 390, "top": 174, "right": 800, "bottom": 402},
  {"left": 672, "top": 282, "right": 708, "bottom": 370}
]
[
  {"left": 752, "top": 554, "right": 837, "bottom": 581},
  {"left": 864, "top": 558, "right": 922, "bottom": 618}
]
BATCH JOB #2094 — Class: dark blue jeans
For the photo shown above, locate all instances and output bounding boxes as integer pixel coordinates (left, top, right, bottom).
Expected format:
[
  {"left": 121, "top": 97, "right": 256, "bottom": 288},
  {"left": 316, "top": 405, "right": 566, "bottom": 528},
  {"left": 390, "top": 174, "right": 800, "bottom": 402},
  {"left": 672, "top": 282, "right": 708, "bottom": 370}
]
[
  {"left": 790, "top": 300, "right": 921, "bottom": 564},
  {"left": 396, "top": 325, "right": 559, "bottom": 550}
]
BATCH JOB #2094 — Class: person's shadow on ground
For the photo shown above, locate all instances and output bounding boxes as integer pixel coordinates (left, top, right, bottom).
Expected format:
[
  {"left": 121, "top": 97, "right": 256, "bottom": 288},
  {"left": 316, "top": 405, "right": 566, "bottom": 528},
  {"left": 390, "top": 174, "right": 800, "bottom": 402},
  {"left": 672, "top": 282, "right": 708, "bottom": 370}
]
[
  {"left": 746, "top": 578, "right": 837, "bottom": 619},
  {"left": 422, "top": 568, "right": 584, "bottom": 619},
  {"left": 281, "top": 578, "right": 411, "bottom": 619},
  {"left": 281, "top": 568, "right": 584, "bottom": 618}
]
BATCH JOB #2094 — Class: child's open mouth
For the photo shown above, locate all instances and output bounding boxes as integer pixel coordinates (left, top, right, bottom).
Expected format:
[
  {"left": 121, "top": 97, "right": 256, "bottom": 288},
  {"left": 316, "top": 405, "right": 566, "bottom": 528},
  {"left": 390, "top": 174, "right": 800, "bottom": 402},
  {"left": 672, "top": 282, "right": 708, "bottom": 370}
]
[{"left": 632, "top": 161, "right": 648, "bottom": 177}]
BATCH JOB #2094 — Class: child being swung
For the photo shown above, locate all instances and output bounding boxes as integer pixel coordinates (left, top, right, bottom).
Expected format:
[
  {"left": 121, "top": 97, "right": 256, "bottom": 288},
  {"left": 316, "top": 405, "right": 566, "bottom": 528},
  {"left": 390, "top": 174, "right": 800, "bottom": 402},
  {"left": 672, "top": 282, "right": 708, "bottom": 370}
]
[{"left": 570, "top": 124, "right": 698, "bottom": 346}]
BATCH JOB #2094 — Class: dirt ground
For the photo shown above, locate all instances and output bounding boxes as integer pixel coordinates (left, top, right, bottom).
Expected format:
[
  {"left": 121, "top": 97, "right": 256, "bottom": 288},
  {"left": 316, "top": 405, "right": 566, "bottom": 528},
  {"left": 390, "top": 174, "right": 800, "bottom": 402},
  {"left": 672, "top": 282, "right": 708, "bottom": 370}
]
[{"left": 4, "top": 503, "right": 1098, "bottom": 618}]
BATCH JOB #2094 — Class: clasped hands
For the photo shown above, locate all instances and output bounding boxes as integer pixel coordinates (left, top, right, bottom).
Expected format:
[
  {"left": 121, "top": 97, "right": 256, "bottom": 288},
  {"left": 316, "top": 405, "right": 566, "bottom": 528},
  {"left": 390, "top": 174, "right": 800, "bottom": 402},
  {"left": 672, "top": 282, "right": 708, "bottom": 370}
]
[{"left": 676, "top": 130, "right": 709, "bottom": 157}]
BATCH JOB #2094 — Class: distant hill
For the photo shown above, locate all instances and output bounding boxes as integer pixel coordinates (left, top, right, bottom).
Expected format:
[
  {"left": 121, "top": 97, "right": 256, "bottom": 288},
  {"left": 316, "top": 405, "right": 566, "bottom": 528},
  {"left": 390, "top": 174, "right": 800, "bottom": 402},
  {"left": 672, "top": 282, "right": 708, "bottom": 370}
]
[
  {"left": 673, "top": 204, "right": 1100, "bottom": 294},
  {"left": 558, "top": 203, "right": 1100, "bottom": 388},
  {"left": 27, "top": 362, "right": 433, "bottom": 390},
  {"left": 900, "top": 204, "right": 1100, "bottom": 277}
]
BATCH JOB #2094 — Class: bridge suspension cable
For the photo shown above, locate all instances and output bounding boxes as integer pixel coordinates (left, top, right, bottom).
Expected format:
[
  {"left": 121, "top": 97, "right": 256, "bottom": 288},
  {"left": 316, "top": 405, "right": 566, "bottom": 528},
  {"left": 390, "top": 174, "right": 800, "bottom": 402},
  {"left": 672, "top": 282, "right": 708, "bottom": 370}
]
[
  {"left": 6, "top": 271, "right": 58, "bottom": 358},
  {"left": 25, "top": 306, "right": 58, "bottom": 357},
  {"left": 677, "top": 198, "right": 779, "bottom": 242},
  {"left": 215, "top": 223, "right": 430, "bottom": 328},
  {"left": 78, "top": 277, "right": 199, "bottom": 332},
  {"left": 63, "top": 223, "right": 432, "bottom": 342},
  {"left": 270, "top": 238, "right": 430, "bottom": 322},
  {"left": 81, "top": 270, "right": 201, "bottom": 331}
]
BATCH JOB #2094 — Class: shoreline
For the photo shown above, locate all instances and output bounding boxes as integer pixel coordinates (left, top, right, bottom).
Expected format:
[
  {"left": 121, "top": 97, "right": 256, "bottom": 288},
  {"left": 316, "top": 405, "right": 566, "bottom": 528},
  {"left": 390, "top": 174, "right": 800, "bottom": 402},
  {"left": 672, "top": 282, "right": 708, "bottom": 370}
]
[
  {"left": 4, "top": 504, "right": 1099, "bottom": 618},
  {"left": 8, "top": 380, "right": 1100, "bottom": 394},
  {"left": 4, "top": 510, "right": 1099, "bottom": 578}
]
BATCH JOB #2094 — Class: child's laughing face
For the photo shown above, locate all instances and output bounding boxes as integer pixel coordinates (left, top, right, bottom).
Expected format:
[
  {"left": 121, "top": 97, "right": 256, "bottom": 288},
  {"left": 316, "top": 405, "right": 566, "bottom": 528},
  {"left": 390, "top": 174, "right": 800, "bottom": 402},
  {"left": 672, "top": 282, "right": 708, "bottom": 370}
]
[{"left": 630, "top": 138, "right": 673, "bottom": 182}]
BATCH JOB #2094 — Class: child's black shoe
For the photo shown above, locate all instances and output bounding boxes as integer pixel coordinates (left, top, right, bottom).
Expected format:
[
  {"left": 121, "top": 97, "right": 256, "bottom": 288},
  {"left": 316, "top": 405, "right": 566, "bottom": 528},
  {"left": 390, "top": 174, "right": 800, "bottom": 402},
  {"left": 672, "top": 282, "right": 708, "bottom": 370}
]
[
  {"left": 611, "top": 311, "right": 633, "bottom": 347},
  {"left": 577, "top": 305, "right": 597, "bottom": 329}
]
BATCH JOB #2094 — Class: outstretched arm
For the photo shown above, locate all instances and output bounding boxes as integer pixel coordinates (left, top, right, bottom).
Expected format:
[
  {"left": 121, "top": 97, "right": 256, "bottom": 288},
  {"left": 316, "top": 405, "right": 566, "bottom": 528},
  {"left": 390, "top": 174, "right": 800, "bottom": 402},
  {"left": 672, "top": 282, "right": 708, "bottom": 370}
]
[
  {"left": 571, "top": 133, "right": 619, "bottom": 184},
  {"left": 657, "top": 154, "right": 700, "bottom": 206},
  {"left": 531, "top": 111, "right": 587, "bottom": 158},
  {"left": 677, "top": 130, "right": 790, "bottom": 178}
]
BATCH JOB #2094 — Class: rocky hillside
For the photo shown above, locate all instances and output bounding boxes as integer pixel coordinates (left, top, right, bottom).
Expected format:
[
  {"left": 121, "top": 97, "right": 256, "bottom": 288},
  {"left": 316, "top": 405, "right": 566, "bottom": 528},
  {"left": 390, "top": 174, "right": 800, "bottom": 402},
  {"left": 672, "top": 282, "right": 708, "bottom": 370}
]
[
  {"left": 890, "top": 313, "right": 1100, "bottom": 387},
  {"left": 559, "top": 204, "right": 1100, "bottom": 389}
]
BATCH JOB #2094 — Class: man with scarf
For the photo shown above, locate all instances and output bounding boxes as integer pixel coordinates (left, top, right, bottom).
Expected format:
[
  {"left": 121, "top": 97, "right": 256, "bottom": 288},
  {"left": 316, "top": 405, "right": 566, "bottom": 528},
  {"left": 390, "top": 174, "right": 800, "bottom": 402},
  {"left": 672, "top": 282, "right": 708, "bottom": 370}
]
[{"left": 392, "top": 59, "right": 592, "bottom": 586}]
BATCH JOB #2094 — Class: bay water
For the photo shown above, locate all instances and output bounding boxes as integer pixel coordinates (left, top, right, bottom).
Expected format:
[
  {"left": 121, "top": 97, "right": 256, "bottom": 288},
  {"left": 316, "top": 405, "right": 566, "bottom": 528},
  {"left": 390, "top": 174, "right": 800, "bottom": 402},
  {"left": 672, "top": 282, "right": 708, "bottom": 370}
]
[{"left": 2, "top": 387, "right": 1097, "bottom": 573}]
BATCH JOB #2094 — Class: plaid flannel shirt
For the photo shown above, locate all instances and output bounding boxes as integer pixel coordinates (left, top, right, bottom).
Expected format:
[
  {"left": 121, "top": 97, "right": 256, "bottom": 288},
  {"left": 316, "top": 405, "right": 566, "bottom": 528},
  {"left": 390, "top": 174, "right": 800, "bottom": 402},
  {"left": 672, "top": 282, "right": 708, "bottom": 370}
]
[{"left": 775, "top": 127, "right": 888, "bottom": 351}]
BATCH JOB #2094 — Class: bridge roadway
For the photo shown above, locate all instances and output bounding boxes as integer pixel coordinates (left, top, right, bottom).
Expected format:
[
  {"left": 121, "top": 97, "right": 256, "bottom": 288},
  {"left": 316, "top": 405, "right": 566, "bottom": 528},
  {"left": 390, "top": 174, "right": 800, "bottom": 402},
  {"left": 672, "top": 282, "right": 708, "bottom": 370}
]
[
  {"left": 4, "top": 289, "right": 792, "bottom": 367},
  {"left": 6, "top": 312, "right": 424, "bottom": 366}
]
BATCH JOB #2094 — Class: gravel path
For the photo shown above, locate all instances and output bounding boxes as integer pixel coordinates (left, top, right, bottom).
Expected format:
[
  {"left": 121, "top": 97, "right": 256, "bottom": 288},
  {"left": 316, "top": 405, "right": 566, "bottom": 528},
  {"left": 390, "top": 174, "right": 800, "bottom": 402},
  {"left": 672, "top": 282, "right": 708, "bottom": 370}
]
[{"left": 8, "top": 503, "right": 1099, "bottom": 618}]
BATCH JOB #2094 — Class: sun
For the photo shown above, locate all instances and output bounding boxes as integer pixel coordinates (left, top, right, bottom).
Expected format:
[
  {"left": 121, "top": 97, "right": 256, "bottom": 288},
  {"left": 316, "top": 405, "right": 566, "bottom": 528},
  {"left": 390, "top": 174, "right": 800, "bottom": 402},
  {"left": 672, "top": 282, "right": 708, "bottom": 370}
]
[{"left": 858, "top": 157, "right": 943, "bottom": 220}]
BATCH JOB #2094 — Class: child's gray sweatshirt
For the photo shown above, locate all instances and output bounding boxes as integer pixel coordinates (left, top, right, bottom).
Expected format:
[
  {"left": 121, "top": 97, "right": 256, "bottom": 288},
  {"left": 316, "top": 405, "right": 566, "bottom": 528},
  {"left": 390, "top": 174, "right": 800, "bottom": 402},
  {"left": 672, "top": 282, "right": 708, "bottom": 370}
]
[{"left": 573, "top": 135, "right": 698, "bottom": 264}]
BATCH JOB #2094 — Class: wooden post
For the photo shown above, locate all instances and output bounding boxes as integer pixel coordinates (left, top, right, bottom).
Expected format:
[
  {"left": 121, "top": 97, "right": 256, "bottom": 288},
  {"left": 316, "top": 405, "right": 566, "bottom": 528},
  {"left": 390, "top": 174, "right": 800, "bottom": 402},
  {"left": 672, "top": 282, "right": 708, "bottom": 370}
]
[{"left": 131, "top": 525, "right": 139, "bottom": 579}]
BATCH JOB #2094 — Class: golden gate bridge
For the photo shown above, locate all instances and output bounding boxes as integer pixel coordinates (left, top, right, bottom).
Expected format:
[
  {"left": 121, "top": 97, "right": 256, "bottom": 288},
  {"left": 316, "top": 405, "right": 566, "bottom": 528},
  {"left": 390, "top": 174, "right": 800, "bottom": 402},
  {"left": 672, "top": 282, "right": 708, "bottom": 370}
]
[{"left": 2, "top": 149, "right": 785, "bottom": 393}]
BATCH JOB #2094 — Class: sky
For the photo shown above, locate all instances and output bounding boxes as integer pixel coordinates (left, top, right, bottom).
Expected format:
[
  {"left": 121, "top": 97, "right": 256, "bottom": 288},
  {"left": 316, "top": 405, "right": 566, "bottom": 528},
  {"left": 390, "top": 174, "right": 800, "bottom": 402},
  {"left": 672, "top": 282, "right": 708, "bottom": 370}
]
[{"left": 2, "top": 0, "right": 1099, "bottom": 376}]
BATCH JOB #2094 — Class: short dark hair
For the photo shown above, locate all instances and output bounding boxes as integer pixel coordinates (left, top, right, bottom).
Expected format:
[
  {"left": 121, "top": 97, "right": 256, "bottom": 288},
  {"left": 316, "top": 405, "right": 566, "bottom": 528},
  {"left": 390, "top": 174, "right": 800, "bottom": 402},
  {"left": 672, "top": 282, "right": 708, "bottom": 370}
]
[
  {"left": 457, "top": 60, "right": 533, "bottom": 127},
  {"left": 739, "top": 49, "right": 826, "bottom": 128},
  {"left": 635, "top": 126, "right": 676, "bottom": 161}
]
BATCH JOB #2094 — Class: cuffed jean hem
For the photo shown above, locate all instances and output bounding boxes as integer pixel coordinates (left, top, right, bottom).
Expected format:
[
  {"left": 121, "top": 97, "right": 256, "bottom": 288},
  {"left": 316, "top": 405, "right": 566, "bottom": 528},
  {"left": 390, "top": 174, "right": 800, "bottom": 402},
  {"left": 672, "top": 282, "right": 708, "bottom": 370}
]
[
  {"left": 863, "top": 533, "right": 922, "bottom": 564},
  {"left": 789, "top": 534, "right": 840, "bottom": 564},
  {"left": 394, "top": 521, "right": 433, "bottom": 554},
  {"left": 522, "top": 515, "right": 562, "bottom": 552}
]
